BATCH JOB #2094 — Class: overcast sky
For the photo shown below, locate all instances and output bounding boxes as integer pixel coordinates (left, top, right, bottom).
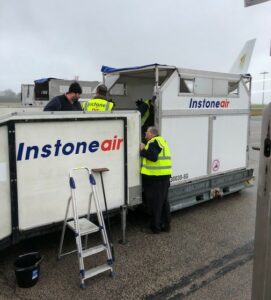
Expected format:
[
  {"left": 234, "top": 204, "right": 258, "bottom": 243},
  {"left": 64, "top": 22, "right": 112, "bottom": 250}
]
[{"left": 1, "top": 0, "right": 270, "bottom": 102}]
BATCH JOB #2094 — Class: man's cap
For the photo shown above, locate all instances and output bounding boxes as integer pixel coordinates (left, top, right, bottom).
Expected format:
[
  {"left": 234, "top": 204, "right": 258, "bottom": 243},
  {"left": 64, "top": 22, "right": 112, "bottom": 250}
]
[{"left": 68, "top": 82, "right": 82, "bottom": 94}]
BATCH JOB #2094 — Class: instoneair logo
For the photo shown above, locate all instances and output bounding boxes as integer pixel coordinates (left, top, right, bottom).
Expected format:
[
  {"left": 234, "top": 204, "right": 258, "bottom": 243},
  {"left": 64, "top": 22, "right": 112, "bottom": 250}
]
[
  {"left": 17, "top": 135, "right": 124, "bottom": 161},
  {"left": 189, "top": 98, "right": 230, "bottom": 109}
]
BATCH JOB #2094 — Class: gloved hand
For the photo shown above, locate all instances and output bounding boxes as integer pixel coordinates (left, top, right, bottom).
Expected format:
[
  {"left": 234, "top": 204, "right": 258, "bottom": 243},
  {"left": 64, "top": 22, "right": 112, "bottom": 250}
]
[{"left": 136, "top": 98, "right": 143, "bottom": 107}]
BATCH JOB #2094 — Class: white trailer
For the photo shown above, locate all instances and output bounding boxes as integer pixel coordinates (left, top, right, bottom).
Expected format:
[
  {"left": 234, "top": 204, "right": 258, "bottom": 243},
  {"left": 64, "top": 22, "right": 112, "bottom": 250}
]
[
  {"left": 102, "top": 64, "right": 253, "bottom": 210},
  {"left": 0, "top": 64, "right": 253, "bottom": 249}
]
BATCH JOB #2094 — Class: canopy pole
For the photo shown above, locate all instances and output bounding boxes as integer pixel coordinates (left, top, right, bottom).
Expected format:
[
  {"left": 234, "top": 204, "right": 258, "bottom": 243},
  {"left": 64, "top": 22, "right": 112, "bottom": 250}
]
[{"left": 154, "top": 65, "right": 159, "bottom": 95}]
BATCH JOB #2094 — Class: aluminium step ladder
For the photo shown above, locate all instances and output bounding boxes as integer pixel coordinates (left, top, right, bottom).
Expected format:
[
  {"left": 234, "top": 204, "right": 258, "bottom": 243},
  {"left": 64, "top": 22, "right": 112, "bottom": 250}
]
[{"left": 58, "top": 167, "right": 114, "bottom": 288}]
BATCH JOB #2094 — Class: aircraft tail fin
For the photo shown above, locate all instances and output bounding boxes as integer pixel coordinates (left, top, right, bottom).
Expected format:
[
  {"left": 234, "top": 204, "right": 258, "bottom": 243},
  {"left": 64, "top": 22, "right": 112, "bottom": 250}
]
[{"left": 230, "top": 39, "right": 256, "bottom": 74}]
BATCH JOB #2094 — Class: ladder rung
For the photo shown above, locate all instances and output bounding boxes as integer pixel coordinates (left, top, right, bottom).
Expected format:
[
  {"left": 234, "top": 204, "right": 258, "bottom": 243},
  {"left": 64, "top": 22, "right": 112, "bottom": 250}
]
[
  {"left": 84, "top": 264, "right": 112, "bottom": 279},
  {"left": 67, "top": 218, "right": 100, "bottom": 236},
  {"left": 82, "top": 245, "right": 107, "bottom": 258}
]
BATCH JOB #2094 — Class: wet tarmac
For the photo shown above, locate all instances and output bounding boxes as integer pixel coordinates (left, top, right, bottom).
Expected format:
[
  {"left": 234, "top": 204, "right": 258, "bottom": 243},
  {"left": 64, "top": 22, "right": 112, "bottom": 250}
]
[{"left": 0, "top": 116, "right": 261, "bottom": 300}]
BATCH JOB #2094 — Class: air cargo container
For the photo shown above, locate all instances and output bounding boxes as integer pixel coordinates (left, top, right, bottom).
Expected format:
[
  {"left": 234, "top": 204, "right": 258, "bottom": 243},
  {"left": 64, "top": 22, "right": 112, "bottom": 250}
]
[{"left": 0, "top": 64, "right": 253, "bottom": 249}]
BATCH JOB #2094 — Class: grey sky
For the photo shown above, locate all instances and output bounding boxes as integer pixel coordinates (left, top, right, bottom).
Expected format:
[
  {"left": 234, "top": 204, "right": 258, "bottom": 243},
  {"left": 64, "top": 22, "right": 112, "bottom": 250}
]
[{"left": 1, "top": 0, "right": 270, "bottom": 102}]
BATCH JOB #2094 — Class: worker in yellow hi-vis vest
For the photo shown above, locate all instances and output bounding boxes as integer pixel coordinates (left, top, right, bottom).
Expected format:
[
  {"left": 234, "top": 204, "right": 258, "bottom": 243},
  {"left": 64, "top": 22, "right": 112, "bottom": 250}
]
[
  {"left": 140, "top": 126, "right": 172, "bottom": 234},
  {"left": 137, "top": 96, "right": 156, "bottom": 137},
  {"left": 82, "top": 84, "right": 114, "bottom": 112}
]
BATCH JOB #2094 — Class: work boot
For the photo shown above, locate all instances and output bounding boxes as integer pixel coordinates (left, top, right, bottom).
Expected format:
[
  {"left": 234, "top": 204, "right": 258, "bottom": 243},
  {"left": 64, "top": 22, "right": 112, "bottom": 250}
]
[
  {"left": 141, "top": 226, "right": 160, "bottom": 234},
  {"left": 161, "top": 225, "right": 171, "bottom": 233}
]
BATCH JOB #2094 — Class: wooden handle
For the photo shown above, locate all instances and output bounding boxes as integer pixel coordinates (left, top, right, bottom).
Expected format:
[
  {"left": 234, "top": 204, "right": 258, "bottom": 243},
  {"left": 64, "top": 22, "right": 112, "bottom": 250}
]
[{"left": 92, "top": 168, "right": 109, "bottom": 173}]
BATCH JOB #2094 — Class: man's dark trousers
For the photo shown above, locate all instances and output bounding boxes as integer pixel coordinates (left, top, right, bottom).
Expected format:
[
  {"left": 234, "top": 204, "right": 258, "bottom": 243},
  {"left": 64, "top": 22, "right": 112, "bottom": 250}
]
[{"left": 143, "top": 176, "right": 171, "bottom": 232}]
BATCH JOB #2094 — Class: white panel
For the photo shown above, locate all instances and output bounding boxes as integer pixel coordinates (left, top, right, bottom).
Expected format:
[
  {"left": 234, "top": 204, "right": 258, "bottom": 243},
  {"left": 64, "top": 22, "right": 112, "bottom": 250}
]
[
  {"left": 161, "top": 72, "right": 180, "bottom": 110},
  {"left": 16, "top": 119, "right": 126, "bottom": 230},
  {"left": 59, "top": 85, "right": 69, "bottom": 93},
  {"left": 194, "top": 78, "right": 212, "bottom": 95},
  {"left": 0, "top": 163, "right": 7, "bottom": 181},
  {"left": 105, "top": 74, "right": 120, "bottom": 90},
  {"left": 211, "top": 115, "right": 248, "bottom": 173},
  {"left": 213, "top": 79, "right": 228, "bottom": 96},
  {"left": 110, "top": 83, "right": 126, "bottom": 96},
  {"left": 0, "top": 106, "right": 43, "bottom": 115},
  {"left": 0, "top": 126, "right": 12, "bottom": 239},
  {"left": 162, "top": 116, "right": 209, "bottom": 184},
  {"left": 126, "top": 112, "right": 141, "bottom": 189}
]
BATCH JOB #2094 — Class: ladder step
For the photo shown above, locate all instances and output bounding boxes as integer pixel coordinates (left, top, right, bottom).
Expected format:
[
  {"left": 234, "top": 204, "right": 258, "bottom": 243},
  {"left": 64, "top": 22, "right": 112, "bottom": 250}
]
[
  {"left": 67, "top": 218, "right": 100, "bottom": 236},
  {"left": 84, "top": 264, "right": 112, "bottom": 279},
  {"left": 82, "top": 245, "right": 107, "bottom": 258}
]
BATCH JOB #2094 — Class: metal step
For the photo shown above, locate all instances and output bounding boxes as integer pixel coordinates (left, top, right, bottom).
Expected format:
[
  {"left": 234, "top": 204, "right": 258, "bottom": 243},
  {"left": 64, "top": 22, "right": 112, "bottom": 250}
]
[
  {"left": 82, "top": 245, "right": 107, "bottom": 258},
  {"left": 67, "top": 218, "right": 100, "bottom": 236},
  {"left": 84, "top": 264, "right": 112, "bottom": 279}
]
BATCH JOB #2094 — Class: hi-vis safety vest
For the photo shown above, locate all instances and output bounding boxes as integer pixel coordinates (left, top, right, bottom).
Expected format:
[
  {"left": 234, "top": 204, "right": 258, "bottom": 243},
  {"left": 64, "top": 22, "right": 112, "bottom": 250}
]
[
  {"left": 83, "top": 98, "right": 113, "bottom": 112},
  {"left": 141, "top": 99, "right": 151, "bottom": 126},
  {"left": 141, "top": 136, "right": 172, "bottom": 176}
]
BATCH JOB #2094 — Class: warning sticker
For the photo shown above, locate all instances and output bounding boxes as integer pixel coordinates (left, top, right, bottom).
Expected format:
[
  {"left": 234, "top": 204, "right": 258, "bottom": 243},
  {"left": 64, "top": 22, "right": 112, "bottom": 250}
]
[{"left": 212, "top": 159, "right": 220, "bottom": 172}]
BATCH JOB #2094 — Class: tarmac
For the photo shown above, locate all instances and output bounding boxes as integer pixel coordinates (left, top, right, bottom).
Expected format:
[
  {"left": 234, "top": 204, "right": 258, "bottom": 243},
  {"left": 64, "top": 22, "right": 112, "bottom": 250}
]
[{"left": 0, "top": 116, "right": 261, "bottom": 300}]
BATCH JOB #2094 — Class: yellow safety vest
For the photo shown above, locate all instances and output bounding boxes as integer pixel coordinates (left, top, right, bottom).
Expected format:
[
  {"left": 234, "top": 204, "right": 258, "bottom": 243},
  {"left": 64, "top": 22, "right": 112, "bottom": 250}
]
[
  {"left": 83, "top": 98, "right": 113, "bottom": 112},
  {"left": 141, "top": 99, "right": 151, "bottom": 126},
  {"left": 141, "top": 136, "right": 172, "bottom": 176}
]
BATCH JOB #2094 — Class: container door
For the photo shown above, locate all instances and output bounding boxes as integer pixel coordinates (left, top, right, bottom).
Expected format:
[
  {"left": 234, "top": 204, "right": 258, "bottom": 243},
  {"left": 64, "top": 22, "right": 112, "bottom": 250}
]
[
  {"left": 211, "top": 115, "right": 248, "bottom": 174},
  {"left": 161, "top": 116, "right": 209, "bottom": 184}
]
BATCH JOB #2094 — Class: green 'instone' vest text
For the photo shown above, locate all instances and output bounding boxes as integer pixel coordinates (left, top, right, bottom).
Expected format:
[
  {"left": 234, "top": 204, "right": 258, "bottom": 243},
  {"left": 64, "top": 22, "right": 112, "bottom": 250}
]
[
  {"left": 82, "top": 98, "right": 113, "bottom": 112},
  {"left": 141, "top": 136, "right": 172, "bottom": 176},
  {"left": 141, "top": 99, "right": 151, "bottom": 126}
]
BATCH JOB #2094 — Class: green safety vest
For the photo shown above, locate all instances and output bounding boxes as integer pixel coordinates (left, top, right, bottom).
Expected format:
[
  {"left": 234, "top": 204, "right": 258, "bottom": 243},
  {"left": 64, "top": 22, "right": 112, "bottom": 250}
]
[
  {"left": 141, "top": 99, "right": 151, "bottom": 126},
  {"left": 141, "top": 136, "right": 172, "bottom": 176},
  {"left": 83, "top": 98, "right": 113, "bottom": 112}
]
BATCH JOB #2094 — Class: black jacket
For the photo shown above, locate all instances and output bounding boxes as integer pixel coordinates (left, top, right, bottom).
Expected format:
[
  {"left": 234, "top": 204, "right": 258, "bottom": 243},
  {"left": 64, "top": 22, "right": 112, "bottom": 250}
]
[{"left": 44, "top": 95, "right": 82, "bottom": 111}]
